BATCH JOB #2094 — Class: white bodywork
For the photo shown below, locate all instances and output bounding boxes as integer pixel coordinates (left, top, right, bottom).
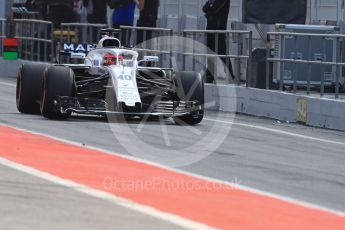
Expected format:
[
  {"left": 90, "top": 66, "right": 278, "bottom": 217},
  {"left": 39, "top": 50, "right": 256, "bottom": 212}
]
[{"left": 84, "top": 36, "right": 141, "bottom": 108}]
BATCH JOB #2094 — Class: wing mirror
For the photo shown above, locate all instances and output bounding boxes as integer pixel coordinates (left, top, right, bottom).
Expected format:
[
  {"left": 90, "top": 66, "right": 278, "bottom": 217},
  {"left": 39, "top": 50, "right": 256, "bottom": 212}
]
[
  {"left": 70, "top": 53, "right": 86, "bottom": 59},
  {"left": 143, "top": 56, "right": 159, "bottom": 62},
  {"left": 138, "top": 56, "right": 159, "bottom": 66}
]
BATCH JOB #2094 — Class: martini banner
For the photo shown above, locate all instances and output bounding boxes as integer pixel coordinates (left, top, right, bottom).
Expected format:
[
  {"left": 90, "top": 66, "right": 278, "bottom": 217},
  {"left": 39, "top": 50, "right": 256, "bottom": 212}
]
[{"left": 243, "top": 0, "right": 307, "bottom": 24}]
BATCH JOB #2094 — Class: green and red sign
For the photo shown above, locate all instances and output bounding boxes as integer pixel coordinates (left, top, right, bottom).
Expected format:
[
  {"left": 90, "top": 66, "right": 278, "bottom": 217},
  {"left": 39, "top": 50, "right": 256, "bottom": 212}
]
[{"left": 3, "top": 38, "right": 19, "bottom": 60}]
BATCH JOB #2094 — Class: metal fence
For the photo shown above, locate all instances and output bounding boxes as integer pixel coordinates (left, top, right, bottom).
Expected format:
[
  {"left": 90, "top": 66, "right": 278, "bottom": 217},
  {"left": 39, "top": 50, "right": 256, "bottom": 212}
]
[
  {"left": 12, "top": 19, "right": 53, "bottom": 62},
  {"left": 0, "top": 18, "right": 5, "bottom": 56},
  {"left": 183, "top": 30, "right": 253, "bottom": 84},
  {"left": 267, "top": 31, "right": 345, "bottom": 99},
  {"left": 2, "top": 18, "right": 345, "bottom": 99},
  {"left": 120, "top": 26, "right": 173, "bottom": 68},
  {"left": 59, "top": 23, "right": 107, "bottom": 44}
]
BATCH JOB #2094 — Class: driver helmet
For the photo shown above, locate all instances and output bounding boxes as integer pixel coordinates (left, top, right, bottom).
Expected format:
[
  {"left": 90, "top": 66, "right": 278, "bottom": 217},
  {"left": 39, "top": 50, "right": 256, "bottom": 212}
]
[{"left": 103, "top": 53, "right": 123, "bottom": 66}]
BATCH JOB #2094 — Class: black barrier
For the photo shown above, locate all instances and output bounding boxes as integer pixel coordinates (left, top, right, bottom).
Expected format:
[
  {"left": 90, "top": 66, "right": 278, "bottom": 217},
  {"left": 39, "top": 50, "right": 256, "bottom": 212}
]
[{"left": 243, "top": 0, "right": 307, "bottom": 24}]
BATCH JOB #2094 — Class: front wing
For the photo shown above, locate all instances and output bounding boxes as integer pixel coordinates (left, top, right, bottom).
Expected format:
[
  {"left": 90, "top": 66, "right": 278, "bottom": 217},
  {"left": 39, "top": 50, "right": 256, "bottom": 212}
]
[{"left": 56, "top": 97, "right": 202, "bottom": 117}]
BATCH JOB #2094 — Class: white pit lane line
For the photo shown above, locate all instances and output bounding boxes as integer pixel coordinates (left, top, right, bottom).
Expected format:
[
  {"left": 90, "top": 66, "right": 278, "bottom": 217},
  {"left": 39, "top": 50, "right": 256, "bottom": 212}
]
[
  {"left": 204, "top": 118, "right": 345, "bottom": 147},
  {"left": 0, "top": 157, "right": 214, "bottom": 230},
  {"left": 0, "top": 81, "right": 16, "bottom": 87},
  {"left": 1, "top": 80, "right": 345, "bottom": 217}
]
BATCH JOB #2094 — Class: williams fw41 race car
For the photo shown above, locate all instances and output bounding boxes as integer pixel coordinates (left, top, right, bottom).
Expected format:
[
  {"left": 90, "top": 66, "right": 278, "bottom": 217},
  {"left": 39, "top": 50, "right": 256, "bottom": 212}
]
[{"left": 16, "top": 31, "right": 204, "bottom": 125}]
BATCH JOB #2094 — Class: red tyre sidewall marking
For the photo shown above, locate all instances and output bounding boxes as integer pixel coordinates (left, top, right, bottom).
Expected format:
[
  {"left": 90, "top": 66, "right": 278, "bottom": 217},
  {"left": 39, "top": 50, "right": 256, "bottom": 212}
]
[{"left": 16, "top": 68, "right": 22, "bottom": 107}]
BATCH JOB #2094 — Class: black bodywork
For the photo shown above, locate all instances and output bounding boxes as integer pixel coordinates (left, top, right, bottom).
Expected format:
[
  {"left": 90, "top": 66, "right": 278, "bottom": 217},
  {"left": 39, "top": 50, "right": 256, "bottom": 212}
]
[{"left": 57, "top": 66, "right": 201, "bottom": 118}]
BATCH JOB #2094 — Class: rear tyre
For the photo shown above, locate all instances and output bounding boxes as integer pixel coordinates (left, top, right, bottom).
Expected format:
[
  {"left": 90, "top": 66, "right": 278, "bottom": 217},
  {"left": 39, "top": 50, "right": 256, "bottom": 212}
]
[
  {"left": 40, "top": 66, "right": 75, "bottom": 119},
  {"left": 173, "top": 71, "right": 204, "bottom": 125},
  {"left": 16, "top": 63, "right": 48, "bottom": 114}
]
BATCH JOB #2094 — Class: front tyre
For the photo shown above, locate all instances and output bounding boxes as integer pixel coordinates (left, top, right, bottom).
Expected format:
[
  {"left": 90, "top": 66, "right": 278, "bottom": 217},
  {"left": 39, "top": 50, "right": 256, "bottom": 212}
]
[
  {"left": 40, "top": 66, "right": 75, "bottom": 119},
  {"left": 16, "top": 63, "right": 48, "bottom": 114},
  {"left": 173, "top": 71, "right": 204, "bottom": 125}
]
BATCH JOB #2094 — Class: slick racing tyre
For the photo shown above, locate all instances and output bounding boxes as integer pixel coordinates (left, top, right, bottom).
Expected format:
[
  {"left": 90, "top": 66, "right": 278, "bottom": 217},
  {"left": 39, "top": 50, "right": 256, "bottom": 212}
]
[
  {"left": 173, "top": 71, "right": 204, "bottom": 125},
  {"left": 16, "top": 63, "right": 48, "bottom": 114},
  {"left": 40, "top": 66, "right": 75, "bottom": 119}
]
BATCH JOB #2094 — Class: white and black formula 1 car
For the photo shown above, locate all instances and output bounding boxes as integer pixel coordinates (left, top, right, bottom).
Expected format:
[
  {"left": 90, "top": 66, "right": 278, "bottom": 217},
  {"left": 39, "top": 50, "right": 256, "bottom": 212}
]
[{"left": 16, "top": 29, "right": 204, "bottom": 125}]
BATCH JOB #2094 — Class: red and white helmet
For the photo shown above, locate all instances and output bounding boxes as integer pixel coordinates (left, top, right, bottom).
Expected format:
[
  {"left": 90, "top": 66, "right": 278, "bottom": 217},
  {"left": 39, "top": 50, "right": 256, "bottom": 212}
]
[{"left": 103, "top": 53, "right": 123, "bottom": 66}]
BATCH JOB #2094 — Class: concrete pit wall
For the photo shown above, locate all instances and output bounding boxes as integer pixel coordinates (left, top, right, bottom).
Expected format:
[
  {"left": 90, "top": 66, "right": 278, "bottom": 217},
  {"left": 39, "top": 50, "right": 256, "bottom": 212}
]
[{"left": 205, "top": 84, "right": 345, "bottom": 132}]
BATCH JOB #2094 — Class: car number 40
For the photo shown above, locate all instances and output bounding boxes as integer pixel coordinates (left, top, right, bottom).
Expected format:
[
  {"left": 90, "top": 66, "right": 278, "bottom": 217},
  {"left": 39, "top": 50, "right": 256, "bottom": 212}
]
[{"left": 118, "top": 75, "right": 132, "bottom": 81}]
